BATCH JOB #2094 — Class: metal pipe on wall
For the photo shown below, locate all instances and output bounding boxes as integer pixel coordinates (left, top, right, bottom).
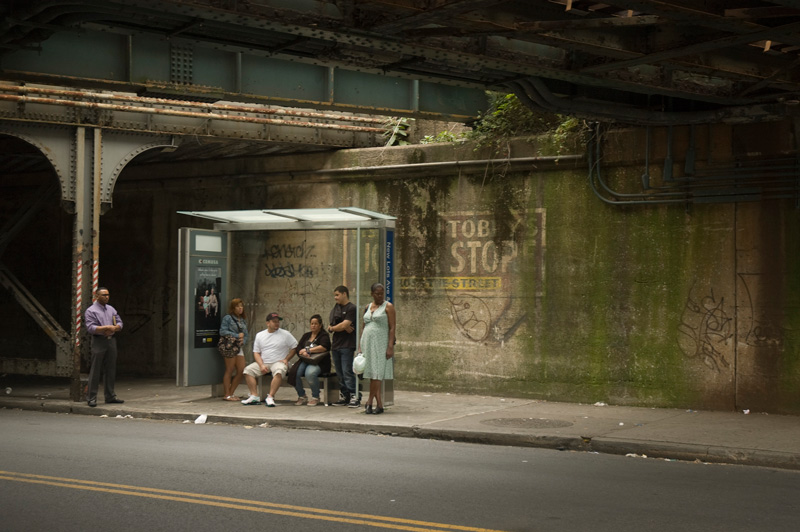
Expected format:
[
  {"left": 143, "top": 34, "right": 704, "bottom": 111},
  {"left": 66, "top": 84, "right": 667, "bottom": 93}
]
[
  {"left": 508, "top": 78, "right": 788, "bottom": 126},
  {"left": 587, "top": 124, "right": 800, "bottom": 205}
]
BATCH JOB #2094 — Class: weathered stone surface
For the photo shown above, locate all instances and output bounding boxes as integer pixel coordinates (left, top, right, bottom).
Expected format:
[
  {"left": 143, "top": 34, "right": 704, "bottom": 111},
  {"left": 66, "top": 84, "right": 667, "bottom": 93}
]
[{"left": 2, "top": 122, "right": 799, "bottom": 413}]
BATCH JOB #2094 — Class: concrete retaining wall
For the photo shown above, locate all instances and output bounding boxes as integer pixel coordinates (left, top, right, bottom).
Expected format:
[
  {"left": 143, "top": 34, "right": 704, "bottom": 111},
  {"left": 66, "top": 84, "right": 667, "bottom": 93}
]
[{"left": 2, "top": 121, "right": 799, "bottom": 413}]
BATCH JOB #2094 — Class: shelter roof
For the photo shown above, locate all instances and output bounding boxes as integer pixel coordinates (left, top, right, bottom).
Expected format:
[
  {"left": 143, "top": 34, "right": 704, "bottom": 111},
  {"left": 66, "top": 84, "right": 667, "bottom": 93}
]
[{"left": 178, "top": 207, "right": 396, "bottom": 231}]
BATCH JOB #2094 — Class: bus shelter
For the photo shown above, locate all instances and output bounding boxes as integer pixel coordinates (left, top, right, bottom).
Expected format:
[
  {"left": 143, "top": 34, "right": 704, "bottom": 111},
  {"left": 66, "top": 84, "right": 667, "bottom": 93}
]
[{"left": 176, "top": 207, "right": 395, "bottom": 401}]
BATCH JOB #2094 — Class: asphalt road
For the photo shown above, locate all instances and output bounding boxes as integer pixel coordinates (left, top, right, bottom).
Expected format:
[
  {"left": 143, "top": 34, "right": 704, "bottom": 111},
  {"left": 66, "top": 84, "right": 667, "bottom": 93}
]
[{"left": 1, "top": 409, "right": 798, "bottom": 532}]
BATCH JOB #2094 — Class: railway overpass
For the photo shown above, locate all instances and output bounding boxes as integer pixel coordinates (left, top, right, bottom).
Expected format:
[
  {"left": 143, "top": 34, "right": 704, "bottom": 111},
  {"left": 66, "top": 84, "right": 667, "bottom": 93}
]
[{"left": 2, "top": 1, "right": 800, "bottom": 404}]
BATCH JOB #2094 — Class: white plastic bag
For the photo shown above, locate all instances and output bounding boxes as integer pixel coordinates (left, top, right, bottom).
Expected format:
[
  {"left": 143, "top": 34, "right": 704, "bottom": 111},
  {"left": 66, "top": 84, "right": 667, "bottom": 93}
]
[{"left": 353, "top": 353, "right": 366, "bottom": 374}]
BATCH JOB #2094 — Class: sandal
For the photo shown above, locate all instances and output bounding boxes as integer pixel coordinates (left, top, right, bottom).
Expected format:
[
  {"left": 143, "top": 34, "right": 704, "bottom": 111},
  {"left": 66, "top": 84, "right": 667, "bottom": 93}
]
[{"left": 224, "top": 395, "right": 239, "bottom": 401}]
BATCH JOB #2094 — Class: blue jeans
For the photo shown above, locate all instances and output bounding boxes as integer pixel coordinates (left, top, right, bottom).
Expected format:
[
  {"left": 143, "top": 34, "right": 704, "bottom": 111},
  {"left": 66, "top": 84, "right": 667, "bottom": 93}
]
[
  {"left": 294, "top": 362, "right": 322, "bottom": 398},
  {"left": 331, "top": 347, "right": 355, "bottom": 397}
]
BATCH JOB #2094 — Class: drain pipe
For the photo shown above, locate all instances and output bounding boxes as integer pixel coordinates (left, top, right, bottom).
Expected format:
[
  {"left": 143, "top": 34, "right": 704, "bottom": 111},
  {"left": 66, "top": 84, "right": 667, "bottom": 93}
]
[
  {"left": 588, "top": 124, "right": 800, "bottom": 205},
  {"left": 287, "top": 154, "right": 584, "bottom": 178},
  {"left": 119, "top": 154, "right": 585, "bottom": 185}
]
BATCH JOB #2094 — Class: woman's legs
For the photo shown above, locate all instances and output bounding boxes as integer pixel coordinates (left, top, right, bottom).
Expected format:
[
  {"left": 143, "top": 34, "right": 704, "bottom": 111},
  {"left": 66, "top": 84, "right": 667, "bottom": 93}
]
[
  {"left": 304, "top": 364, "right": 322, "bottom": 398},
  {"left": 294, "top": 362, "right": 309, "bottom": 397},
  {"left": 222, "top": 357, "right": 237, "bottom": 397},
  {"left": 228, "top": 355, "right": 245, "bottom": 397},
  {"left": 369, "top": 379, "right": 383, "bottom": 407}
]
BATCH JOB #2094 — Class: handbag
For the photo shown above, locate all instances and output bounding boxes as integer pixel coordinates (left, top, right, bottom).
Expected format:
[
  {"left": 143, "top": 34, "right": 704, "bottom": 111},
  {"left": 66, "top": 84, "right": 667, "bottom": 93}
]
[
  {"left": 218, "top": 335, "right": 242, "bottom": 358},
  {"left": 218, "top": 316, "right": 244, "bottom": 358},
  {"left": 287, "top": 360, "right": 300, "bottom": 387},
  {"left": 302, "top": 351, "right": 328, "bottom": 365},
  {"left": 299, "top": 339, "right": 328, "bottom": 365}
]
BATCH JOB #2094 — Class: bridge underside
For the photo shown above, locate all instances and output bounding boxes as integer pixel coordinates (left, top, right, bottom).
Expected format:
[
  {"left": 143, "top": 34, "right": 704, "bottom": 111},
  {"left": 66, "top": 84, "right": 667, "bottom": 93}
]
[
  {"left": 4, "top": 0, "right": 800, "bottom": 390},
  {"left": 4, "top": 1, "right": 800, "bottom": 125}
]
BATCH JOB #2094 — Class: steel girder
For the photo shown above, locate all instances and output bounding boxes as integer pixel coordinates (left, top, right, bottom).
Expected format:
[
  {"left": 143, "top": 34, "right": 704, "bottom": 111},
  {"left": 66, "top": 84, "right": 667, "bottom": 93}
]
[
  {"left": 3, "top": 1, "right": 800, "bottom": 123},
  {"left": 0, "top": 122, "right": 173, "bottom": 393},
  {"left": 0, "top": 84, "right": 386, "bottom": 154}
]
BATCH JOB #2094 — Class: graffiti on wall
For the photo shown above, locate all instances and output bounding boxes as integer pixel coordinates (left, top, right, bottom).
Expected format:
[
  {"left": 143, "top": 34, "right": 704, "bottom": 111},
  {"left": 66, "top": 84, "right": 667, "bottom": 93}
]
[
  {"left": 677, "top": 284, "right": 732, "bottom": 372},
  {"left": 448, "top": 293, "right": 527, "bottom": 343},
  {"left": 678, "top": 275, "right": 787, "bottom": 372},
  {"left": 264, "top": 242, "right": 318, "bottom": 279},
  {"left": 253, "top": 237, "right": 337, "bottom": 335}
]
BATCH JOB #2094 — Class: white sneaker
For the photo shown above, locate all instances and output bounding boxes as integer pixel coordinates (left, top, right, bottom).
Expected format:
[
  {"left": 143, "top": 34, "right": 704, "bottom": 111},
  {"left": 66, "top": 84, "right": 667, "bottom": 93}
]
[
  {"left": 265, "top": 396, "right": 276, "bottom": 407},
  {"left": 241, "top": 395, "right": 260, "bottom": 405}
]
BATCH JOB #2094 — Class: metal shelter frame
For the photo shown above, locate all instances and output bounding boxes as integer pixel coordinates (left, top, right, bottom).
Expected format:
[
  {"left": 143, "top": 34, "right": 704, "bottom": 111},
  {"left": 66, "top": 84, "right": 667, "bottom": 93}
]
[{"left": 176, "top": 207, "right": 396, "bottom": 396}]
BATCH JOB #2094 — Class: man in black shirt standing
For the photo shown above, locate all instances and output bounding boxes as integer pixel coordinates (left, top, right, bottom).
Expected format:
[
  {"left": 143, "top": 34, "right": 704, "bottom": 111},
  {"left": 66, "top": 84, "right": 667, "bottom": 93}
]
[{"left": 328, "top": 285, "right": 359, "bottom": 407}]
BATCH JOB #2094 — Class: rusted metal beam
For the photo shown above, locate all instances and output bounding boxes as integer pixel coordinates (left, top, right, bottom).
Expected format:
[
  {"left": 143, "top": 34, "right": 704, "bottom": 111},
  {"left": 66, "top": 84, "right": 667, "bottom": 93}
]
[
  {"left": 515, "top": 14, "right": 663, "bottom": 32},
  {"left": 581, "top": 19, "right": 800, "bottom": 74},
  {"left": 70, "top": 126, "right": 92, "bottom": 400},
  {"left": 0, "top": 94, "right": 385, "bottom": 133},
  {"left": 369, "top": 0, "right": 507, "bottom": 33},
  {"left": 0, "top": 84, "right": 387, "bottom": 124},
  {"left": 724, "top": 7, "right": 800, "bottom": 19},
  {"left": 0, "top": 262, "right": 72, "bottom": 367},
  {"left": 0, "top": 358, "right": 69, "bottom": 377}
]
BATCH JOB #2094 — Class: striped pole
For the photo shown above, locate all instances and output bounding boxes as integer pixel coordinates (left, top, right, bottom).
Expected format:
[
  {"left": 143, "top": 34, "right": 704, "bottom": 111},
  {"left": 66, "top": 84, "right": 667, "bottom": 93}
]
[
  {"left": 92, "top": 259, "right": 99, "bottom": 297},
  {"left": 75, "top": 259, "right": 83, "bottom": 346}
]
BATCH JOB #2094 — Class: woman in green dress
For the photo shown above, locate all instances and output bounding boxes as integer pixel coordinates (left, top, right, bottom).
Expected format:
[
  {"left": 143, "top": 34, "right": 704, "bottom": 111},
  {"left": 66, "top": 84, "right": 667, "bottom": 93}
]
[{"left": 359, "top": 283, "right": 396, "bottom": 414}]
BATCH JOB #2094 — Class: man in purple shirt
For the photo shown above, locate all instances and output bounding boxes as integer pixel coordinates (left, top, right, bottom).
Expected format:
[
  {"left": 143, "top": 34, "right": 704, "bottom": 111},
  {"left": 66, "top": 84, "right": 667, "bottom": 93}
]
[{"left": 84, "top": 287, "right": 124, "bottom": 407}]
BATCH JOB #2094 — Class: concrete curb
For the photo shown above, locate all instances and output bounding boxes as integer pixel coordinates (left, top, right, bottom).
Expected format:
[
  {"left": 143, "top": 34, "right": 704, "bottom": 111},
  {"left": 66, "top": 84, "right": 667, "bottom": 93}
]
[
  {"left": 3, "top": 398, "right": 799, "bottom": 471},
  {"left": 591, "top": 439, "right": 800, "bottom": 470}
]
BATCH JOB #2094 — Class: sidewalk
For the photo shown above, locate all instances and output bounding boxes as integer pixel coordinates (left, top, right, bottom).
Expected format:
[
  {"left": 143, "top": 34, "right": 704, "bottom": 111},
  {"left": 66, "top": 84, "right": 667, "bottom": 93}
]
[{"left": 1, "top": 376, "right": 799, "bottom": 471}]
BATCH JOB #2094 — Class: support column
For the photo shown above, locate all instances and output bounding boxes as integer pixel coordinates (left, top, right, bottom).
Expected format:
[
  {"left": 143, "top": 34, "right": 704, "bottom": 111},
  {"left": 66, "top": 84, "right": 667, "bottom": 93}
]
[
  {"left": 70, "top": 127, "right": 96, "bottom": 401},
  {"left": 0, "top": 123, "right": 173, "bottom": 386}
]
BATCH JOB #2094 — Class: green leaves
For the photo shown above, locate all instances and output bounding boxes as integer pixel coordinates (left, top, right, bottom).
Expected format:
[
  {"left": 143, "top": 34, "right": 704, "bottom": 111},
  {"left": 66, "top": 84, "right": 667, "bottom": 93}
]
[{"left": 383, "top": 117, "right": 412, "bottom": 146}]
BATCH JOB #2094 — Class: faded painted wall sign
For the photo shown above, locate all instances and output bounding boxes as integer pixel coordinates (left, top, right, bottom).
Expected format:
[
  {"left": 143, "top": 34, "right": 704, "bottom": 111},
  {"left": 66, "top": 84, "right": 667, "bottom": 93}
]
[
  {"left": 401, "top": 210, "right": 545, "bottom": 344},
  {"left": 446, "top": 216, "right": 518, "bottom": 276}
]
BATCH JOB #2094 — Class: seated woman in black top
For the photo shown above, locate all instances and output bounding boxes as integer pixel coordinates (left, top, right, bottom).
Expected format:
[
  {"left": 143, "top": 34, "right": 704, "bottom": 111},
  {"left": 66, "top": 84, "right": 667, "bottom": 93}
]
[{"left": 293, "top": 314, "right": 331, "bottom": 406}]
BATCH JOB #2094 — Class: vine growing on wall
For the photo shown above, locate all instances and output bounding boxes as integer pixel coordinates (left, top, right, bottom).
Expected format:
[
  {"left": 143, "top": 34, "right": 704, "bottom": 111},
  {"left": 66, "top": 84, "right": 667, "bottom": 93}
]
[
  {"left": 421, "top": 92, "right": 588, "bottom": 156},
  {"left": 383, "top": 117, "right": 413, "bottom": 146}
]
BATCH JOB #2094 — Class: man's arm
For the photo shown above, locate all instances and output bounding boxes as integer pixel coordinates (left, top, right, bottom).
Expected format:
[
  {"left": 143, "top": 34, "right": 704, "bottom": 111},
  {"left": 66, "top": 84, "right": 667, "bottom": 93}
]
[
  {"left": 85, "top": 307, "right": 116, "bottom": 336},
  {"left": 84, "top": 307, "right": 100, "bottom": 335},
  {"left": 328, "top": 319, "right": 353, "bottom": 333},
  {"left": 329, "top": 304, "right": 357, "bottom": 333},
  {"left": 386, "top": 303, "right": 396, "bottom": 358},
  {"left": 283, "top": 348, "right": 297, "bottom": 366},
  {"left": 253, "top": 351, "right": 268, "bottom": 374}
]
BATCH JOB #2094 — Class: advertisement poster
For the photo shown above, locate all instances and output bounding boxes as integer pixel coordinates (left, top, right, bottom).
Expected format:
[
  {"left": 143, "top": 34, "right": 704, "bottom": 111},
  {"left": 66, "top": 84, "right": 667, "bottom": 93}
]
[{"left": 194, "top": 264, "right": 222, "bottom": 348}]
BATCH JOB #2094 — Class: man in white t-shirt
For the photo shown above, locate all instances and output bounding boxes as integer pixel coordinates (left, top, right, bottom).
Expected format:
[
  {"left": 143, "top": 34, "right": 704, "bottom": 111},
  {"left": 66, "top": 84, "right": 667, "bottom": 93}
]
[{"left": 241, "top": 312, "right": 298, "bottom": 406}]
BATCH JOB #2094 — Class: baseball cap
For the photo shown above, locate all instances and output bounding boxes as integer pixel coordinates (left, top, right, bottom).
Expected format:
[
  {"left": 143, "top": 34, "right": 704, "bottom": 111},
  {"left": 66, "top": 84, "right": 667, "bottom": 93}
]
[{"left": 266, "top": 312, "right": 283, "bottom": 321}]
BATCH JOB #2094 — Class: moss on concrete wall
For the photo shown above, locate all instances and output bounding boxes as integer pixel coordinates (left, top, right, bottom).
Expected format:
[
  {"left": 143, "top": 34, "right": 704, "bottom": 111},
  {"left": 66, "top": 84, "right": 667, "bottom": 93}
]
[{"left": 87, "top": 122, "right": 800, "bottom": 412}]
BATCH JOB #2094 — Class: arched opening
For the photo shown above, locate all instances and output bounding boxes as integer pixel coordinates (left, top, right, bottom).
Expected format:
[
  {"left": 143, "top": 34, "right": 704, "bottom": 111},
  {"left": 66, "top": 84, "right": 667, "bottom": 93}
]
[{"left": 0, "top": 134, "right": 73, "bottom": 371}]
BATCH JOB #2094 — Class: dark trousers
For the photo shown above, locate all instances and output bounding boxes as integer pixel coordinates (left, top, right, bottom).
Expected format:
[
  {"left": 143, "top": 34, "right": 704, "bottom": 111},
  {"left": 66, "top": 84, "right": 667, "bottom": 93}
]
[
  {"left": 331, "top": 347, "right": 356, "bottom": 397},
  {"left": 88, "top": 335, "right": 118, "bottom": 402}
]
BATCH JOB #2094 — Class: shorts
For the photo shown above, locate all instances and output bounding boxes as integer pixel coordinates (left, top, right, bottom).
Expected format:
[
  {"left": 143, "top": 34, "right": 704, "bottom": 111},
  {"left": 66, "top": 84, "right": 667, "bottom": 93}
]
[{"left": 243, "top": 360, "right": 288, "bottom": 378}]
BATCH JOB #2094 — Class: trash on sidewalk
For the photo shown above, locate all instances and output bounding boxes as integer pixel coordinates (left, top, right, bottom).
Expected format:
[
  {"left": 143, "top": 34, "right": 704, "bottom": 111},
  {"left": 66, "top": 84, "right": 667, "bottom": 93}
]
[
  {"left": 593, "top": 402, "right": 607, "bottom": 406},
  {"left": 194, "top": 414, "right": 207, "bottom": 424}
]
